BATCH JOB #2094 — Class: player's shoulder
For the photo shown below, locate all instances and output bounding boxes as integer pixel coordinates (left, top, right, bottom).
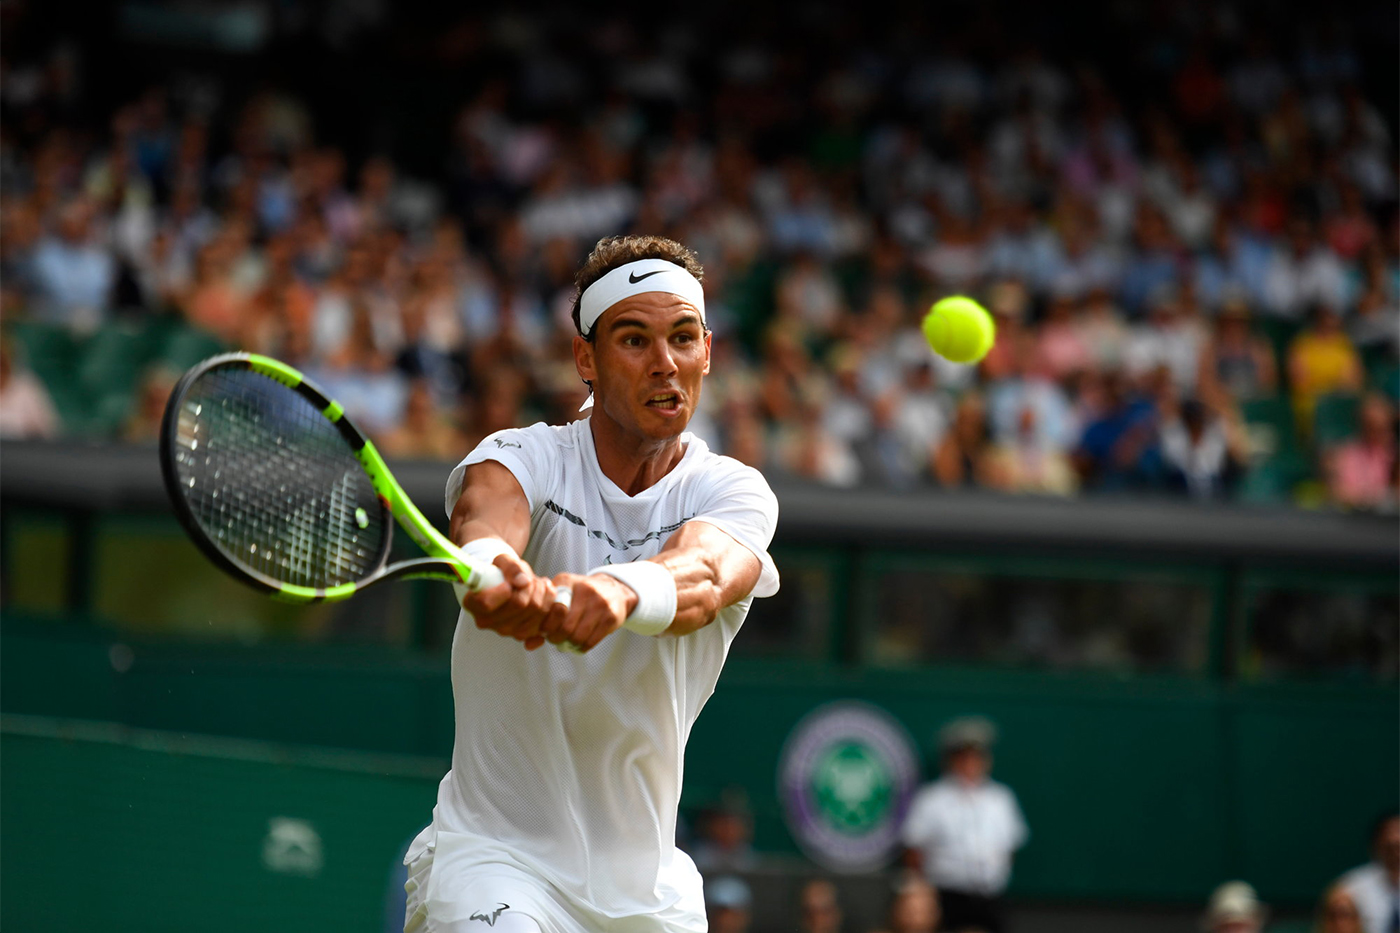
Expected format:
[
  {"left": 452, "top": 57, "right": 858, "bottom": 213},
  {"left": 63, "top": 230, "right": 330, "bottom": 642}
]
[
  {"left": 687, "top": 438, "right": 776, "bottom": 495},
  {"left": 477, "top": 420, "right": 583, "bottom": 456}
]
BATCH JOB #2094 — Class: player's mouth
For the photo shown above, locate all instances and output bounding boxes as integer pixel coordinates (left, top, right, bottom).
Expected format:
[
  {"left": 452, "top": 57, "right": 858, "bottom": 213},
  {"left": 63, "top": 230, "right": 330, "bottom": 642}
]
[{"left": 644, "top": 391, "right": 682, "bottom": 415}]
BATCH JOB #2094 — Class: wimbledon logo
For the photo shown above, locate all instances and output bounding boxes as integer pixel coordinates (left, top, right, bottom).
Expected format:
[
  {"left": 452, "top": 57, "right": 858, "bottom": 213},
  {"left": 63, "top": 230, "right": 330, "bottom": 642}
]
[{"left": 778, "top": 701, "right": 919, "bottom": 872}]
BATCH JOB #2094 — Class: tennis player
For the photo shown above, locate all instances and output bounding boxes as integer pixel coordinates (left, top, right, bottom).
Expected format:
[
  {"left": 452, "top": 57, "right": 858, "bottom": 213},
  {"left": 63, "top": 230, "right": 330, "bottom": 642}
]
[{"left": 402, "top": 235, "right": 781, "bottom": 933}]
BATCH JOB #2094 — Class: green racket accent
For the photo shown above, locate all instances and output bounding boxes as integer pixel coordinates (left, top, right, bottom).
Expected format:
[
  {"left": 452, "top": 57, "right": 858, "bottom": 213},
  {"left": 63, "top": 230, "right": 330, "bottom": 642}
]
[
  {"left": 351, "top": 436, "right": 479, "bottom": 584},
  {"left": 278, "top": 582, "right": 358, "bottom": 603},
  {"left": 246, "top": 354, "right": 303, "bottom": 388},
  {"left": 322, "top": 399, "right": 344, "bottom": 421}
]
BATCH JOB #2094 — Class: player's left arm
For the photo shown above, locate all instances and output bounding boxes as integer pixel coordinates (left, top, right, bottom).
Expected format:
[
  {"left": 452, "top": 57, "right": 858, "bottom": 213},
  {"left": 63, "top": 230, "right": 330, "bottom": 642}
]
[
  {"left": 648, "top": 520, "right": 763, "bottom": 634},
  {"left": 544, "top": 521, "right": 762, "bottom": 651}
]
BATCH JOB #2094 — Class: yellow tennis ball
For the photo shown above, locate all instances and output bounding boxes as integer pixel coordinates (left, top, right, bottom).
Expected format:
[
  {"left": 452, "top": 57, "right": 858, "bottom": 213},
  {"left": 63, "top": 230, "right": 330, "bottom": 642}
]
[{"left": 922, "top": 296, "right": 995, "bottom": 364}]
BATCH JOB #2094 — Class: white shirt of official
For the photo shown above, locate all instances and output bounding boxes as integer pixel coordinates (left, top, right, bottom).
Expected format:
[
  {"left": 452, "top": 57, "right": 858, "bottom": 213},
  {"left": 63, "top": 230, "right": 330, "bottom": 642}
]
[
  {"left": 901, "top": 776, "right": 1029, "bottom": 896},
  {"left": 1341, "top": 862, "right": 1400, "bottom": 933},
  {"left": 407, "top": 418, "right": 780, "bottom": 923}
]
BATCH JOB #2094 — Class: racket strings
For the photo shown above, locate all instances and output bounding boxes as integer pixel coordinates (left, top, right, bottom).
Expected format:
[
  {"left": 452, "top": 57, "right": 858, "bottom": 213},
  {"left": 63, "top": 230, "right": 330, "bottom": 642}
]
[{"left": 171, "top": 368, "right": 388, "bottom": 589}]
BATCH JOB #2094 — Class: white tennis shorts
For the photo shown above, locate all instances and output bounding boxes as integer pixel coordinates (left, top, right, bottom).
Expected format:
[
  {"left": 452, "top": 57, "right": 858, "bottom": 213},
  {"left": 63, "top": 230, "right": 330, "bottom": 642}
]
[{"left": 402, "top": 832, "right": 705, "bottom": 933}]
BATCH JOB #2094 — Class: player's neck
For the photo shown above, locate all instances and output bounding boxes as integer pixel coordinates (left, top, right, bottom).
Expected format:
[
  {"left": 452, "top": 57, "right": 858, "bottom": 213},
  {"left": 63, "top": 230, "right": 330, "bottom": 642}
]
[{"left": 588, "top": 414, "right": 687, "bottom": 496}]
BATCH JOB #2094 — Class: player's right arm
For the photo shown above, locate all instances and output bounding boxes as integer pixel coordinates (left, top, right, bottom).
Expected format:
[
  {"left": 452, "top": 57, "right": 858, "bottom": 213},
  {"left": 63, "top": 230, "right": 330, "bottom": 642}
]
[{"left": 449, "top": 460, "right": 563, "bottom": 650}]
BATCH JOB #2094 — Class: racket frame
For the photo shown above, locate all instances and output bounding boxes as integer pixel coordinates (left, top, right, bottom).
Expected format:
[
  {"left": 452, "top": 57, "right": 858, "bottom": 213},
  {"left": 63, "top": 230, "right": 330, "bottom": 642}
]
[{"left": 160, "top": 352, "right": 497, "bottom": 603}]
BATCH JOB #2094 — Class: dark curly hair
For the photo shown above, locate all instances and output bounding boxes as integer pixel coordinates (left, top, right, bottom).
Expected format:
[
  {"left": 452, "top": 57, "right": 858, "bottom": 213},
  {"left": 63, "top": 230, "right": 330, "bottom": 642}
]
[{"left": 570, "top": 235, "right": 705, "bottom": 340}]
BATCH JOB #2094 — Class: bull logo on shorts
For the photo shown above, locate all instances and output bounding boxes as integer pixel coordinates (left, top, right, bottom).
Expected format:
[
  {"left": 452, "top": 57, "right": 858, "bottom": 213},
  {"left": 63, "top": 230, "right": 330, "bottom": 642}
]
[{"left": 469, "top": 903, "right": 510, "bottom": 926}]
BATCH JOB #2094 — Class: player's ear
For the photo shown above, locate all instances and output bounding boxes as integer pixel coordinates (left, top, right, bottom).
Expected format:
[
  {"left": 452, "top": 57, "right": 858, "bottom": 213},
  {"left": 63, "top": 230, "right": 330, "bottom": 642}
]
[
  {"left": 702, "top": 330, "right": 712, "bottom": 376},
  {"left": 573, "top": 334, "right": 597, "bottom": 383}
]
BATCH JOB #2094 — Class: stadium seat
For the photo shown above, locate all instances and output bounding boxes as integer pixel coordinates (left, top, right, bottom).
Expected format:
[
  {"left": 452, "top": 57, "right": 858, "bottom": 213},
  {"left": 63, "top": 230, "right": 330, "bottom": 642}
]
[
  {"left": 1239, "top": 396, "right": 1299, "bottom": 458},
  {"left": 7, "top": 321, "right": 77, "bottom": 382},
  {"left": 1238, "top": 448, "right": 1314, "bottom": 505},
  {"left": 1254, "top": 317, "right": 1302, "bottom": 392},
  {"left": 1312, "top": 393, "right": 1359, "bottom": 448},
  {"left": 77, "top": 322, "right": 161, "bottom": 393},
  {"left": 1371, "top": 363, "right": 1400, "bottom": 401},
  {"left": 160, "top": 325, "right": 227, "bottom": 373}
]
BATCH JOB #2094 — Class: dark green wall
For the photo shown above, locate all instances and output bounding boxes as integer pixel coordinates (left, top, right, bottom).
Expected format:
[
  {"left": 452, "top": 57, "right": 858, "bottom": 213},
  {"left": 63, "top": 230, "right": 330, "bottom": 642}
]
[
  {"left": 3, "top": 620, "right": 1393, "bottom": 907},
  {"left": 2, "top": 720, "right": 437, "bottom": 933}
]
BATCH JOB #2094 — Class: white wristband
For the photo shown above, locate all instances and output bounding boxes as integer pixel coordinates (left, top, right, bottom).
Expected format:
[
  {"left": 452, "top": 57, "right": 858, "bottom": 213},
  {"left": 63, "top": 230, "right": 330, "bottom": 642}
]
[
  {"left": 461, "top": 537, "right": 518, "bottom": 565},
  {"left": 591, "top": 561, "right": 676, "bottom": 637},
  {"left": 453, "top": 537, "right": 517, "bottom": 605}
]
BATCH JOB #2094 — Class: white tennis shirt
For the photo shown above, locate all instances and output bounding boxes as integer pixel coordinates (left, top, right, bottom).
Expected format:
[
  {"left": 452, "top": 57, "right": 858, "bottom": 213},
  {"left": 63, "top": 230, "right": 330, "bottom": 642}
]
[
  {"left": 1340, "top": 861, "right": 1400, "bottom": 933},
  {"left": 901, "top": 777, "right": 1029, "bottom": 896},
  {"left": 406, "top": 417, "right": 779, "bottom": 923}
]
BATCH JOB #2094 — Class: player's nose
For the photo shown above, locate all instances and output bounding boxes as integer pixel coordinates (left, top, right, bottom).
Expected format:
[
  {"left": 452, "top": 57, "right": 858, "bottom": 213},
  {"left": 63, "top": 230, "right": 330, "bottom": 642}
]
[{"left": 647, "top": 341, "right": 678, "bottom": 377}]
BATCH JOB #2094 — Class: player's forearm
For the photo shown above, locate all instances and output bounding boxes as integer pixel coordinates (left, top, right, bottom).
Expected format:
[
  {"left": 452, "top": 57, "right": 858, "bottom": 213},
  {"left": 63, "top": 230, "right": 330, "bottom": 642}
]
[
  {"left": 451, "top": 516, "right": 526, "bottom": 554},
  {"left": 645, "top": 546, "right": 726, "bottom": 635},
  {"left": 448, "top": 463, "right": 534, "bottom": 555}
]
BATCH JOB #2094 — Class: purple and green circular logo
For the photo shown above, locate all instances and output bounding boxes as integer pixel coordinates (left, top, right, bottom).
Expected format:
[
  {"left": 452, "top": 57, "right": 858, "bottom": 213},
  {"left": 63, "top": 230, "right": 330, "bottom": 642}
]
[{"left": 778, "top": 701, "right": 919, "bottom": 872}]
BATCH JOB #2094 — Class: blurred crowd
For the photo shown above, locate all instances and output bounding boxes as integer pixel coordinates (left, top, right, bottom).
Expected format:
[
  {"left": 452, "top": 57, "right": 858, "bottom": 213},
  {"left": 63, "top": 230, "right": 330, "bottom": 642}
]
[{"left": 1, "top": 5, "right": 1396, "bottom": 509}]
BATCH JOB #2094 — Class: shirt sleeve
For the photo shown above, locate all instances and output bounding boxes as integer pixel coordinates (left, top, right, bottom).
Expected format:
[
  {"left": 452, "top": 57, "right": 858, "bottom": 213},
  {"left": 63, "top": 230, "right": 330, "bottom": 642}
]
[
  {"left": 444, "top": 424, "right": 556, "bottom": 518},
  {"left": 689, "top": 459, "right": 781, "bottom": 598}
]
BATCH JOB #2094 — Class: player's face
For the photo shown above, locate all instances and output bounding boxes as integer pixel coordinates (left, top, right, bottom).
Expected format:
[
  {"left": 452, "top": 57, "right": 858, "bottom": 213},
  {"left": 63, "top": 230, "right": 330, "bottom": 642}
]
[{"left": 575, "top": 292, "right": 711, "bottom": 442}]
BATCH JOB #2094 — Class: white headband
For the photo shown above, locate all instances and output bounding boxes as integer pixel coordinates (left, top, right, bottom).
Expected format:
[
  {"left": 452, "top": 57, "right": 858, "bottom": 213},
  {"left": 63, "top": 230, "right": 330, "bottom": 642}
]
[{"left": 577, "top": 259, "right": 705, "bottom": 339}]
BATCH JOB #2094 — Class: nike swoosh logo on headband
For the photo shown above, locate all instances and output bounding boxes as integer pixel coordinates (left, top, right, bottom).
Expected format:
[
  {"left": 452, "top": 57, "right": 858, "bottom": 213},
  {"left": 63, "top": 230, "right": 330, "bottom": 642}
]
[{"left": 628, "top": 269, "right": 667, "bottom": 284}]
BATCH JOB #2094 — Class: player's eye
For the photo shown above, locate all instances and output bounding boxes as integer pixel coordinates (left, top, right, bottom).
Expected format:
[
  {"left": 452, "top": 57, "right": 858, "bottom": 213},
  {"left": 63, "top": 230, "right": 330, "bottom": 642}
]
[{"left": 622, "top": 335, "right": 643, "bottom": 348}]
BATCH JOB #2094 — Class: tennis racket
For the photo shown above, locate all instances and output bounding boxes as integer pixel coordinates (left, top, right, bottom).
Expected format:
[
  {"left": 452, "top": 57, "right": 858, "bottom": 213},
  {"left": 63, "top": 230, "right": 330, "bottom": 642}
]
[{"left": 159, "top": 351, "right": 507, "bottom": 603}]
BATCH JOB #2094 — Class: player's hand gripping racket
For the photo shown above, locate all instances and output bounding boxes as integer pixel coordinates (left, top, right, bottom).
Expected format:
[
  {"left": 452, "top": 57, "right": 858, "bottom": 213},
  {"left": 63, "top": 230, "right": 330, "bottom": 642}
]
[{"left": 159, "top": 352, "right": 514, "bottom": 603}]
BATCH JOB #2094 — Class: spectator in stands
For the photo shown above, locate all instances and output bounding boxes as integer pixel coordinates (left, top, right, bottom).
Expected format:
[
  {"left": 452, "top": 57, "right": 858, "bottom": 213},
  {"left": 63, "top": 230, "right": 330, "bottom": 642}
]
[
  {"left": 1202, "top": 881, "right": 1267, "bottom": 933},
  {"left": 705, "top": 876, "right": 752, "bottom": 933},
  {"left": 691, "top": 789, "right": 758, "bottom": 874},
  {"left": 123, "top": 367, "right": 180, "bottom": 444},
  {"left": 888, "top": 361, "right": 950, "bottom": 484},
  {"left": 867, "top": 871, "right": 941, "bottom": 933},
  {"left": 1317, "top": 884, "right": 1364, "bottom": 933},
  {"left": 1198, "top": 298, "right": 1278, "bottom": 403},
  {"left": 377, "top": 380, "right": 462, "bottom": 460},
  {"left": 1348, "top": 284, "right": 1400, "bottom": 363},
  {"left": 901, "top": 717, "right": 1027, "bottom": 933},
  {"left": 0, "top": 340, "right": 59, "bottom": 439},
  {"left": 1160, "top": 398, "right": 1249, "bottom": 500},
  {"left": 986, "top": 338, "right": 1074, "bottom": 454},
  {"left": 180, "top": 237, "right": 246, "bottom": 344},
  {"left": 1034, "top": 289, "right": 1091, "bottom": 383},
  {"left": 0, "top": 198, "right": 43, "bottom": 312},
  {"left": 2, "top": 4, "right": 1394, "bottom": 515},
  {"left": 1124, "top": 289, "right": 1206, "bottom": 396},
  {"left": 1337, "top": 812, "right": 1400, "bottom": 933},
  {"left": 934, "top": 392, "right": 993, "bottom": 489},
  {"left": 1074, "top": 369, "right": 1161, "bottom": 491},
  {"left": 1288, "top": 305, "right": 1363, "bottom": 436},
  {"left": 1325, "top": 395, "right": 1397, "bottom": 511},
  {"left": 796, "top": 878, "right": 843, "bottom": 933},
  {"left": 980, "top": 400, "right": 1078, "bottom": 496},
  {"left": 1074, "top": 286, "right": 1130, "bottom": 374},
  {"left": 31, "top": 198, "right": 115, "bottom": 332},
  {"left": 1118, "top": 207, "right": 1181, "bottom": 315},
  {"left": 1264, "top": 220, "right": 1348, "bottom": 319},
  {"left": 1193, "top": 219, "right": 1272, "bottom": 313}
]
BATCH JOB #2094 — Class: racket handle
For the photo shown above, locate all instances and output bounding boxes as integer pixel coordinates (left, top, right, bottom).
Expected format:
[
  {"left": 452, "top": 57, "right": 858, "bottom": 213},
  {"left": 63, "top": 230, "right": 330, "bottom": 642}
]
[
  {"left": 453, "top": 561, "right": 505, "bottom": 607},
  {"left": 553, "top": 585, "right": 583, "bottom": 654},
  {"left": 470, "top": 562, "right": 505, "bottom": 590}
]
